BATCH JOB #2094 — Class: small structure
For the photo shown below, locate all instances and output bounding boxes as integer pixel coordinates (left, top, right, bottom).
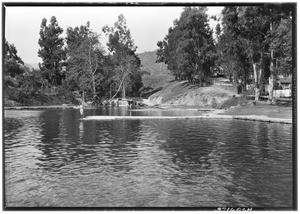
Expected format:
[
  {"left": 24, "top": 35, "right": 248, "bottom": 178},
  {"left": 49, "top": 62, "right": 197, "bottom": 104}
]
[
  {"left": 274, "top": 76, "right": 292, "bottom": 98},
  {"left": 278, "top": 77, "right": 292, "bottom": 90},
  {"left": 117, "top": 98, "right": 129, "bottom": 107},
  {"left": 212, "top": 66, "right": 225, "bottom": 77}
]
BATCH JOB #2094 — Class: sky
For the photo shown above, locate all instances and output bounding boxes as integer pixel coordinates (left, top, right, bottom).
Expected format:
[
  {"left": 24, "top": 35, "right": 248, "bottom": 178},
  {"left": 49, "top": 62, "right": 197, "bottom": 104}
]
[{"left": 5, "top": 5, "right": 223, "bottom": 63}]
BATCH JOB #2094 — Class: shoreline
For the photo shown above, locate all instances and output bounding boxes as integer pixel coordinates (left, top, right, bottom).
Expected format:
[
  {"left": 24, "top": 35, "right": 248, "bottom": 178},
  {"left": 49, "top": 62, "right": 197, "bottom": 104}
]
[
  {"left": 5, "top": 105, "right": 292, "bottom": 124},
  {"left": 82, "top": 114, "right": 292, "bottom": 124},
  {"left": 4, "top": 105, "right": 77, "bottom": 110}
]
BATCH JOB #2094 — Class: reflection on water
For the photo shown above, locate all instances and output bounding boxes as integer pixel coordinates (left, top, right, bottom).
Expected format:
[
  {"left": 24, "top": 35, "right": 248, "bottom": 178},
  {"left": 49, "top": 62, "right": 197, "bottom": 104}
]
[{"left": 4, "top": 108, "right": 293, "bottom": 208}]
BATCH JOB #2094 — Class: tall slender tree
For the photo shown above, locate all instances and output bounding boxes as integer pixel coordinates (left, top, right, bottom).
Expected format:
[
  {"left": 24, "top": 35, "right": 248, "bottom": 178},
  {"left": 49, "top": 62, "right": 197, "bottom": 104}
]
[
  {"left": 66, "top": 22, "right": 105, "bottom": 101},
  {"left": 217, "top": 6, "right": 252, "bottom": 89},
  {"left": 157, "top": 7, "right": 215, "bottom": 86},
  {"left": 38, "top": 16, "right": 66, "bottom": 86},
  {"left": 216, "top": 4, "right": 293, "bottom": 101},
  {"left": 264, "top": 4, "right": 293, "bottom": 102},
  {"left": 102, "top": 14, "right": 143, "bottom": 98}
]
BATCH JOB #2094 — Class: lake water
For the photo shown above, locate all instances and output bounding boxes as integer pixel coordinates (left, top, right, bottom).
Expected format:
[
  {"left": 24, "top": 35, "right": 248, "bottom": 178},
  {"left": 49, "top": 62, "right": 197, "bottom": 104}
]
[{"left": 4, "top": 108, "right": 293, "bottom": 209}]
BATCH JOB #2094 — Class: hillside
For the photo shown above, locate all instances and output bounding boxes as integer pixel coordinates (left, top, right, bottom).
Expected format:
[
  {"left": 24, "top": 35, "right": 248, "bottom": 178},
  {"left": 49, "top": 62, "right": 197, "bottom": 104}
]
[
  {"left": 24, "top": 63, "right": 39, "bottom": 70},
  {"left": 138, "top": 50, "right": 173, "bottom": 89}
]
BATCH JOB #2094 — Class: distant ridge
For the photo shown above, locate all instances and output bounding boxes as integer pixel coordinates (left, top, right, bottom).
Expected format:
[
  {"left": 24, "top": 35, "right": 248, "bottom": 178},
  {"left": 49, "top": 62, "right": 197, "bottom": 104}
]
[
  {"left": 24, "top": 63, "right": 39, "bottom": 70},
  {"left": 138, "top": 50, "right": 173, "bottom": 89}
]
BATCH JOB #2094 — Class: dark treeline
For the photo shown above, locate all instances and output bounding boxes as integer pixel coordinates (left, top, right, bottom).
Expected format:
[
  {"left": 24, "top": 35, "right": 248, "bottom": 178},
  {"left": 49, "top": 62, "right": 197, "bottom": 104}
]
[
  {"left": 4, "top": 14, "right": 144, "bottom": 106},
  {"left": 156, "top": 4, "right": 294, "bottom": 101},
  {"left": 4, "top": 5, "right": 294, "bottom": 106}
]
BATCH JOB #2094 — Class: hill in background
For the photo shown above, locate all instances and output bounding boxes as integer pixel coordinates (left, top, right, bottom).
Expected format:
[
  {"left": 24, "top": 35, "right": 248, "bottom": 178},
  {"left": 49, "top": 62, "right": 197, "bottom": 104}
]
[
  {"left": 138, "top": 50, "right": 173, "bottom": 89},
  {"left": 25, "top": 63, "right": 39, "bottom": 70}
]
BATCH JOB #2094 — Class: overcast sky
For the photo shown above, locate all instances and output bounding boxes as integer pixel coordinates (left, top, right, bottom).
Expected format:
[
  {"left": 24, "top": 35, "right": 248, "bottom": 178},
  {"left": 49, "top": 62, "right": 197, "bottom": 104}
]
[{"left": 5, "top": 6, "right": 223, "bottom": 63}]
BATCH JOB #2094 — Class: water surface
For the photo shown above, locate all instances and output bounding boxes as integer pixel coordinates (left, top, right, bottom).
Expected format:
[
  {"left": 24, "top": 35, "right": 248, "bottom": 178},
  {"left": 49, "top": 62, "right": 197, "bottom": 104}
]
[{"left": 4, "top": 108, "right": 293, "bottom": 208}]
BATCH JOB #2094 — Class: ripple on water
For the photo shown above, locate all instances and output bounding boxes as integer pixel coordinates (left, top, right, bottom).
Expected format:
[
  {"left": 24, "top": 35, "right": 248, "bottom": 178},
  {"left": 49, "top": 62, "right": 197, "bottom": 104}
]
[{"left": 4, "top": 109, "right": 293, "bottom": 208}]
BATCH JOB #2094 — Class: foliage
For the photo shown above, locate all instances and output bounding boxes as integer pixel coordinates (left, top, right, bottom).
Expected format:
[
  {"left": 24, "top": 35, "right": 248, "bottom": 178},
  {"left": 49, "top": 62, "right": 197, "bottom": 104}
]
[
  {"left": 216, "top": 6, "right": 252, "bottom": 85},
  {"left": 4, "top": 39, "right": 24, "bottom": 77},
  {"left": 4, "top": 40, "right": 49, "bottom": 105},
  {"left": 216, "top": 4, "right": 293, "bottom": 100},
  {"left": 38, "top": 16, "right": 66, "bottom": 86},
  {"left": 157, "top": 7, "right": 216, "bottom": 86},
  {"left": 102, "top": 14, "right": 143, "bottom": 98},
  {"left": 66, "top": 22, "right": 105, "bottom": 101},
  {"left": 269, "top": 16, "right": 293, "bottom": 76},
  {"left": 5, "top": 5, "right": 294, "bottom": 106}
]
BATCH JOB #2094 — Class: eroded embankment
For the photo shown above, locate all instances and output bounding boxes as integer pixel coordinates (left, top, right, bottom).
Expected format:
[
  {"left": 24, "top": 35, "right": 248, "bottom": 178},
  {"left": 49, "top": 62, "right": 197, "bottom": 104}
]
[{"left": 145, "top": 80, "right": 249, "bottom": 109}]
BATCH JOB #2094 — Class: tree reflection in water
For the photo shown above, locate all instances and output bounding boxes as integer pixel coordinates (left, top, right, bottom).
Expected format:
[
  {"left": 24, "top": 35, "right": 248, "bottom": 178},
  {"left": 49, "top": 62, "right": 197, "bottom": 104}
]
[{"left": 4, "top": 108, "right": 293, "bottom": 208}]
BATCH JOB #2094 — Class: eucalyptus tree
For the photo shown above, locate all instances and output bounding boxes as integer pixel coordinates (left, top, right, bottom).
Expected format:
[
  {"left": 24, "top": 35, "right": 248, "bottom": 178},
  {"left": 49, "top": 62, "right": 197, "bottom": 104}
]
[
  {"left": 216, "top": 6, "right": 252, "bottom": 88},
  {"left": 38, "top": 16, "right": 66, "bottom": 86},
  {"left": 157, "top": 7, "right": 215, "bottom": 86},
  {"left": 219, "top": 5, "right": 293, "bottom": 101},
  {"left": 66, "top": 22, "right": 105, "bottom": 101},
  {"left": 157, "top": 25, "right": 183, "bottom": 80},
  {"left": 102, "top": 14, "right": 143, "bottom": 99},
  {"left": 263, "top": 4, "right": 293, "bottom": 101}
]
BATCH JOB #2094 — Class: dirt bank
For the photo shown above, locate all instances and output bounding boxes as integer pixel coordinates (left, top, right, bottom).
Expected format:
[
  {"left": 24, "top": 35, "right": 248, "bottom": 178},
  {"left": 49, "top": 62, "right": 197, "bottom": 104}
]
[
  {"left": 142, "top": 78, "right": 293, "bottom": 123},
  {"left": 146, "top": 79, "right": 247, "bottom": 108}
]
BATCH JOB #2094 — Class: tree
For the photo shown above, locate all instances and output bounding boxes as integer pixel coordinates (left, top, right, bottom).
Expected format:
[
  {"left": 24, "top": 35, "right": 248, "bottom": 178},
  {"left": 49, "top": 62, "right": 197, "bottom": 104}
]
[
  {"left": 157, "top": 7, "right": 215, "bottom": 86},
  {"left": 264, "top": 4, "right": 293, "bottom": 102},
  {"left": 157, "top": 25, "right": 184, "bottom": 80},
  {"left": 66, "top": 22, "right": 105, "bottom": 101},
  {"left": 237, "top": 5, "right": 293, "bottom": 101},
  {"left": 270, "top": 17, "right": 292, "bottom": 76},
  {"left": 4, "top": 39, "right": 24, "bottom": 77},
  {"left": 4, "top": 40, "right": 48, "bottom": 105},
  {"left": 38, "top": 16, "right": 66, "bottom": 86},
  {"left": 102, "top": 14, "right": 143, "bottom": 99},
  {"left": 216, "top": 4, "right": 293, "bottom": 101},
  {"left": 236, "top": 6, "right": 271, "bottom": 100},
  {"left": 216, "top": 6, "right": 252, "bottom": 91},
  {"left": 219, "top": 6, "right": 273, "bottom": 100}
]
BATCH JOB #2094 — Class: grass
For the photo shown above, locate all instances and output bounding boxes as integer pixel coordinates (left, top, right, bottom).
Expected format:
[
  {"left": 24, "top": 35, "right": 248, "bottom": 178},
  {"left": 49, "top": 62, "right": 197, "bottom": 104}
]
[{"left": 220, "top": 105, "right": 292, "bottom": 120}]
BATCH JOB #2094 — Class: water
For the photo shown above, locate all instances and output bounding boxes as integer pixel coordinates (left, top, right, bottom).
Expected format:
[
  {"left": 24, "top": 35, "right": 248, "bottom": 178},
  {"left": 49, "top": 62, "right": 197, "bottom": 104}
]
[{"left": 4, "top": 108, "right": 293, "bottom": 208}]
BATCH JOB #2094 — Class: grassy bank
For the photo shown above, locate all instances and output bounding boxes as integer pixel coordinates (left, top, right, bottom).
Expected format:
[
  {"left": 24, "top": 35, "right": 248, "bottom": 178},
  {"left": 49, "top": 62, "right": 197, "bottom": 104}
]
[{"left": 219, "top": 105, "right": 292, "bottom": 120}]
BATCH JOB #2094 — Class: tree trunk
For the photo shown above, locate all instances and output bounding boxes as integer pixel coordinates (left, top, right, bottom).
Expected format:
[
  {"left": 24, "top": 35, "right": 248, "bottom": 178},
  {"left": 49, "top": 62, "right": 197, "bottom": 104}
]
[
  {"left": 122, "top": 82, "right": 126, "bottom": 99},
  {"left": 253, "top": 62, "right": 261, "bottom": 101},
  {"left": 243, "top": 72, "right": 247, "bottom": 92},
  {"left": 268, "top": 22, "right": 275, "bottom": 103},
  {"left": 268, "top": 50, "right": 275, "bottom": 103},
  {"left": 88, "top": 41, "right": 96, "bottom": 97},
  {"left": 82, "top": 90, "right": 85, "bottom": 104},
  {"left": 268, "top": 74, "right": 274, "bottom": 102},
  {"left": 105, "top": 73, "right": 128, "bottom": 105},
  {"left": 92, "top": 73, "right": 96, "bottom": 97},
  {"left": 198, "top": 63, "right": 204, "bottom": 87},
  {"left": 109, "top": 84, "right": 112, "bottom": 98}
]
